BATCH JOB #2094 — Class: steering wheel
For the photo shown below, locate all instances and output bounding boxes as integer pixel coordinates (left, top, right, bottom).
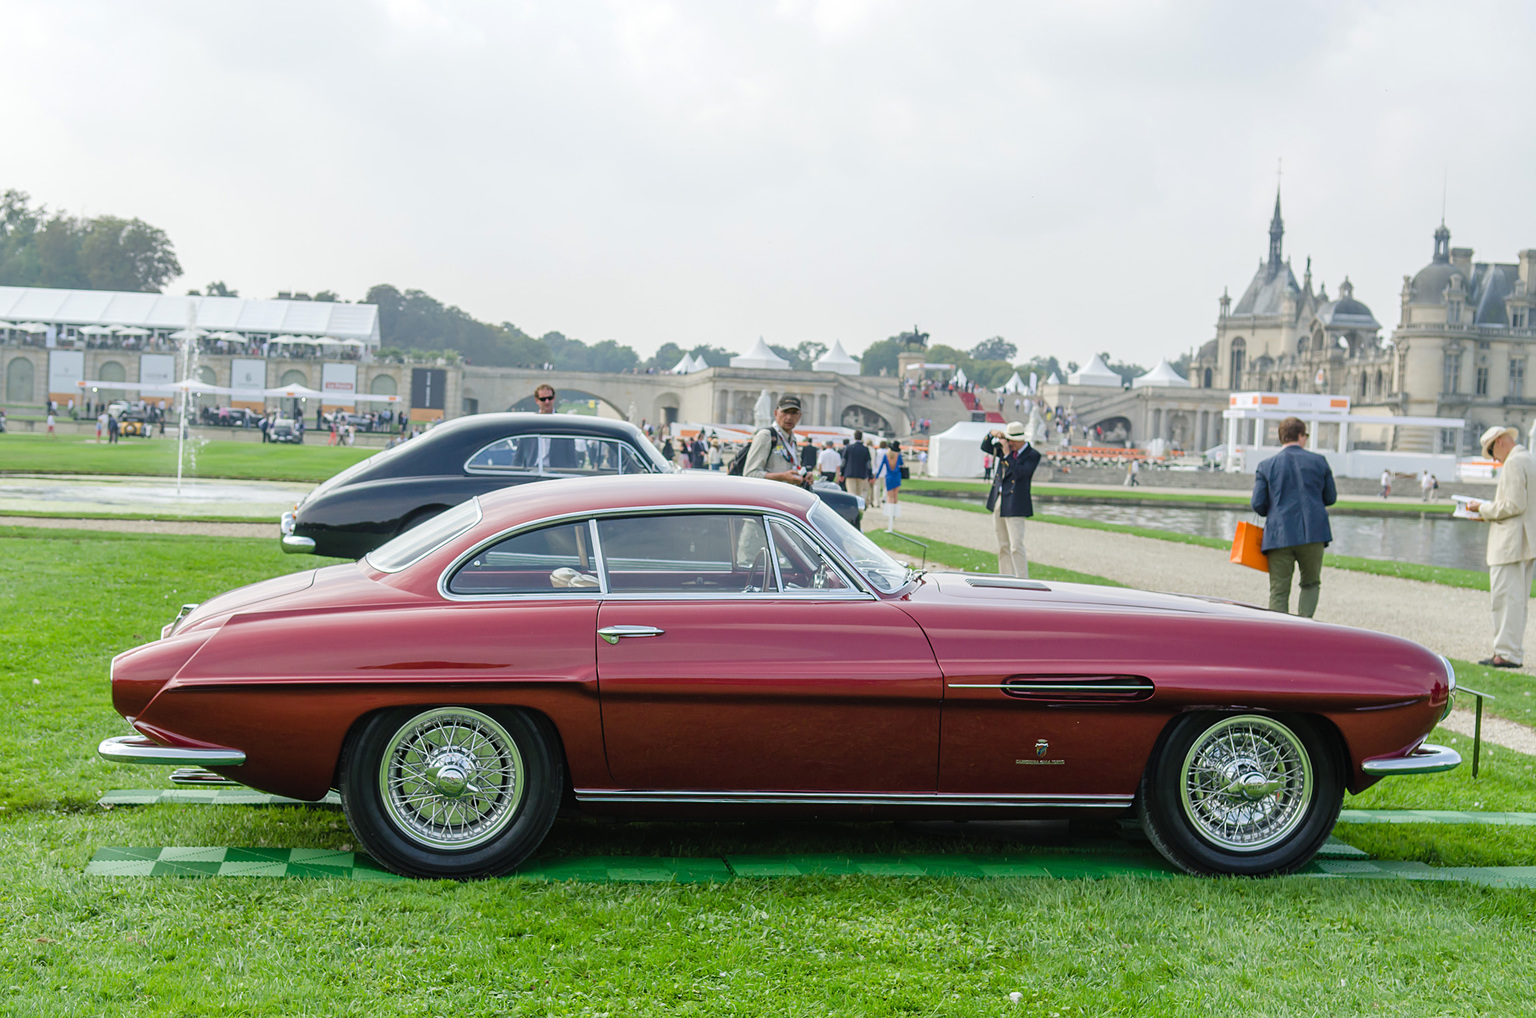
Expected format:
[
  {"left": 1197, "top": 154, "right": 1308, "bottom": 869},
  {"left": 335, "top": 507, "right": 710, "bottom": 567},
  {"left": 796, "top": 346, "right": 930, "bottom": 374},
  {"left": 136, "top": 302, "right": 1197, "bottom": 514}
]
[{"left": 745, "top": 547, "right": 770, "bottom": 593}]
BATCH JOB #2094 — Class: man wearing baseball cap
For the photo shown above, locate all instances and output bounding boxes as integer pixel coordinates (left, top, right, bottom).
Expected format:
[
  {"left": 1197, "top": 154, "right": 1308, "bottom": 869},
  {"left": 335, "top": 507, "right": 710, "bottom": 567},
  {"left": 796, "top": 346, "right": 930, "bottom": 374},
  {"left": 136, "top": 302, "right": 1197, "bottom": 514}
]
[
  {"left": 981, "top": 420, "right": 1041, "bottom": 577},
  {"left": 742, "top": 394, "right": 817, "bottom": 490},
  {"left": 1464, "top": 424, "right": 1536, "bottom": 668}
]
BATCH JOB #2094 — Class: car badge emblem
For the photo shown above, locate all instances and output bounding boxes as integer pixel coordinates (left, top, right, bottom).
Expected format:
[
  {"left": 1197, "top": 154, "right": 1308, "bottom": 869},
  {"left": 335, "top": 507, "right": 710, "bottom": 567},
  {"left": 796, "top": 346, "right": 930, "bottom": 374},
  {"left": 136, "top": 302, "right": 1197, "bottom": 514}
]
[{"left": 1035, "top": 739, "right": 1049, "bottom": 757}]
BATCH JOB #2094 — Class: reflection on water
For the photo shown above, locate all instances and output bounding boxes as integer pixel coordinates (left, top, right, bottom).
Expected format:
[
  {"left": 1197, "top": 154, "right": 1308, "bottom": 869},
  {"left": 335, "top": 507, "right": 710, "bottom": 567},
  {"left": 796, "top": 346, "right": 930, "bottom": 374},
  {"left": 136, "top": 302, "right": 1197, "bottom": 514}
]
[{"left": 939, "top": 494, "right": 1487, "bottom": 572}]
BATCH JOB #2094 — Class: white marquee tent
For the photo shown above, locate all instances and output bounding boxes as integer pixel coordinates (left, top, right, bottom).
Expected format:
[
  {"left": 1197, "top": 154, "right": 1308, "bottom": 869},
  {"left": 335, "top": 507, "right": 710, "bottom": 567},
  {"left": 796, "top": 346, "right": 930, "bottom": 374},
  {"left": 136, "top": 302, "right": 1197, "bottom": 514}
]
[
  {"left": 1000, "top": 371, "right": 1027, "bottom": 394},
  {"left": 926, "top": 420, "right": 1000, "bottom": 478},
  {"left": 812, "top": 340, "right": 860, "bottom": 375},
  {"left": 731, "top": 337, "right": 791, "bottom": 370},
  {"left": 1068, "top": 354, "right": 1123, "bottom": 387},
  {"left": 1131, "top": 359, "right": 1191, "bottom": 389}
]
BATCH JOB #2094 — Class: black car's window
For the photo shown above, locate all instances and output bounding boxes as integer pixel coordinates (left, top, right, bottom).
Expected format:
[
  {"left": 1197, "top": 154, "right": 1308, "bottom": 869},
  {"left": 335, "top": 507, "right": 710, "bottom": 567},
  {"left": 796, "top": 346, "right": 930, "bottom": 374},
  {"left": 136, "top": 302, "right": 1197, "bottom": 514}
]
[
  {"left": 465, "top": 436, "right": 656, "bottom": 477},
  {"left": 597, "top": 514, "right": 774, "bottom": 594},
  {"left": 447, "top": 520, "right": 600, "bottom": 595},
  {"left": 766, "top": 519, "right": 852, "bottom": 592}
]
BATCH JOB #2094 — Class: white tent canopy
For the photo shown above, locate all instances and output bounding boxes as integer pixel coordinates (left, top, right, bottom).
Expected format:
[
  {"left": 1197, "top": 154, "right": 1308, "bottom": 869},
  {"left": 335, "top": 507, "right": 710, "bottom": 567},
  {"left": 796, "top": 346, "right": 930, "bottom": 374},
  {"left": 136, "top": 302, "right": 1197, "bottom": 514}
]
[
  {"left": 1068, "top": 354, "right": 1123, "bottom": 387},
  {"left": 1046, "top": 371, "right": 1062, "bottom": 385},
  {"left": 78, "top": 377, "right": 238, "bottom": 396},
  {"left": 926, "top": 420, "right": 1002, "bottom": 478},
  {"left": 813, "top": 340, "right": 860, "bottom": 376},
  {"left": 1000, "top": 371, "right": 1027, "bottom": 394},
  {"left": 731, "top": 337, "right": 791, "bottom": 370},
  {"left": 1131, "top": 358, "right": 1191, "bottom": 389},
  {"left": 264, "top": 383, "right": 327, "bottom": 399}
]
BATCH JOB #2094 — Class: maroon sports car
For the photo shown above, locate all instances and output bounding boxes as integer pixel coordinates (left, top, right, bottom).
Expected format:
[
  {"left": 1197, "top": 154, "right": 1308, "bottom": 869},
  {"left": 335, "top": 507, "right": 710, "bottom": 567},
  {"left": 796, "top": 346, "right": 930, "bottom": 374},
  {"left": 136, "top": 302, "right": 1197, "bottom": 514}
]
[{"left": 99, "top": 475, "right": 1458, "bottom": 878}]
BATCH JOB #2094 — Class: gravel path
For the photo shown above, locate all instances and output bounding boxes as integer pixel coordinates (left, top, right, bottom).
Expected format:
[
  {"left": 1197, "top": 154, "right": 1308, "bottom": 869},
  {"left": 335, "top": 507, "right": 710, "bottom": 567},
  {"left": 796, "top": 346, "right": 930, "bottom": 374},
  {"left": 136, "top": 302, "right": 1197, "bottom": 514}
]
[{"left": 2, "top": 516, "right": 269, "bottom": 538}]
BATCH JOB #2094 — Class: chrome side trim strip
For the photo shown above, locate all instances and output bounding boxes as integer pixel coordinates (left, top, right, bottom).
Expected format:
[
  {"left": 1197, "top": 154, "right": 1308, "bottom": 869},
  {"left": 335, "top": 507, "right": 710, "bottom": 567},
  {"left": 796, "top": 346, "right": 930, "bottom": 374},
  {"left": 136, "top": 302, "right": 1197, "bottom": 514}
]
[
  {"left": 573, "top": 789, "right": 1134, "bottom": 808},
  {"left": 98, "top": 735, "right": 246, "bottom": 768},
  {"left": 1361, "top": 742, "right": 1461, "bottom": 776},
  {"left": 947, "top": 683, "right": 1152, "bottom": 693},
  {"left": 964, "top": 576, "right": 1051, "bottom": 591}
]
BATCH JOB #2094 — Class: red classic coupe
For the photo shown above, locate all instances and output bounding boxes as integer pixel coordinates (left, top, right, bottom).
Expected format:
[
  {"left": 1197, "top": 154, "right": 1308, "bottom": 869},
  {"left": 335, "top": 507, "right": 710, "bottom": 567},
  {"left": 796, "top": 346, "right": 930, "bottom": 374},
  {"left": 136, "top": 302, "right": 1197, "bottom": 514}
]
[{"left": 100, "top": 475, "right": 1458, "bottom": 879}]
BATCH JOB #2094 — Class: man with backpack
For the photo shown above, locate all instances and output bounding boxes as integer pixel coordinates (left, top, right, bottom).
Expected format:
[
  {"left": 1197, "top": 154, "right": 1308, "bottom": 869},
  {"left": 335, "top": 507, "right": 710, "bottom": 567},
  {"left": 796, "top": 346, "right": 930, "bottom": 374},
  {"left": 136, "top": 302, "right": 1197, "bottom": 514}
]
[{"left": 729, "top": 395, "right": 816, "bottom": 490}]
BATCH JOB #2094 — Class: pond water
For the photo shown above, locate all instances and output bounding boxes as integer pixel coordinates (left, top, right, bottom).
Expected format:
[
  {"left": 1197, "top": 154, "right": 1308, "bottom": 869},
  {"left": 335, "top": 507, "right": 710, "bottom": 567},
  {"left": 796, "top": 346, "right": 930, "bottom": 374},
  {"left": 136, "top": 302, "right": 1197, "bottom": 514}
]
[
  {"left": 935, "top": 494, "right": 1489, "bottom": 573},
  {"left": 0, "top": 474, "right": 313, "bottom": 519}
]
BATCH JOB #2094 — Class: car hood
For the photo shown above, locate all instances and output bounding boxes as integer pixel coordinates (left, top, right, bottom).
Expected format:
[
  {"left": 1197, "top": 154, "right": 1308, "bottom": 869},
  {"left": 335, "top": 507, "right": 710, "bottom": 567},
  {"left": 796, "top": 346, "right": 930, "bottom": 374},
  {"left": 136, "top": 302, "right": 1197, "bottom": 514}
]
[{"left": 910, "top": 572, "right": 1269, "bottom": 618}]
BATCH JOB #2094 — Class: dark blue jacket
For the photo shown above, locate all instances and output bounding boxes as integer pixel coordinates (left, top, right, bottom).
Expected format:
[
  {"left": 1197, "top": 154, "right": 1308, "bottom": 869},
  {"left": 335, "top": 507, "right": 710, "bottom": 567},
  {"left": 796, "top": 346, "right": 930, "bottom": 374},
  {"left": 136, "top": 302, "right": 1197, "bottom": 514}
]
[
  {"left": 841, "top": 441, "right": 872, "bottom": 479},
  {"left": 981, "top": 436, "right": 1041, "bottom": 517},
  {"left": 1251, "top": 445, "right": 1336, "bottom": 551}
]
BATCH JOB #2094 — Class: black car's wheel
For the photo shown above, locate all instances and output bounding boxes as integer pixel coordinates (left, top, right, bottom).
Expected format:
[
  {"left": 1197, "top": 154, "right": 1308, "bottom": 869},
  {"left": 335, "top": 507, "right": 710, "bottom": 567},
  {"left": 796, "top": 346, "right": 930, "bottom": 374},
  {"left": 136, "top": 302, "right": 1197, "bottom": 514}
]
[
  {"left": 1136, "top": 712, "right": 1342, "bottom": 876},
  {"left": 339, "top": 706, "right": 564, "bottom": 879}
]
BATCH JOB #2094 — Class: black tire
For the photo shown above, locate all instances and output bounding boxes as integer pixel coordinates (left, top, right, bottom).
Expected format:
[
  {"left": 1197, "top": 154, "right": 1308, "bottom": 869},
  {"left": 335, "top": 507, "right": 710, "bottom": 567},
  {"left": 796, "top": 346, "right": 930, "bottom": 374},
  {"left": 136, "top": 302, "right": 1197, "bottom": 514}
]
[
  {"left": 339, "top": 706, "right": 564, "bottom": 879},
  {"left": 1135, "top": 712, "right": 1342, "bottom": 876}
]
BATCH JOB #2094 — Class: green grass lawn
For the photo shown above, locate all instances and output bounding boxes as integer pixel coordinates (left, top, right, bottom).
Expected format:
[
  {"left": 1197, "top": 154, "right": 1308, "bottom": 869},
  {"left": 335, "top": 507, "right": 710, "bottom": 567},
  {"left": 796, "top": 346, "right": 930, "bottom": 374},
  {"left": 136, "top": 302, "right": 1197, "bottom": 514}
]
[
  {"left": 2, "top": 526, "right": 1534, "bottom": 1015},
  {"left": 0, "top": 431, "right": 374, "bottom": 483}
]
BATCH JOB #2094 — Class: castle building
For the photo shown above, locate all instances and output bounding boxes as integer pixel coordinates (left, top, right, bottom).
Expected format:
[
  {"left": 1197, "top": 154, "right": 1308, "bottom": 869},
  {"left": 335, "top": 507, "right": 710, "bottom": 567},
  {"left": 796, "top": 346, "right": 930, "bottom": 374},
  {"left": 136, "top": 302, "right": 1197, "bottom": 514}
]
[
  {"left": 1391, "top": 225, "right": 1536, "bottom": 452},
  {"left": 1194, "top": 191, "right": 1395, "bottom": 418}
]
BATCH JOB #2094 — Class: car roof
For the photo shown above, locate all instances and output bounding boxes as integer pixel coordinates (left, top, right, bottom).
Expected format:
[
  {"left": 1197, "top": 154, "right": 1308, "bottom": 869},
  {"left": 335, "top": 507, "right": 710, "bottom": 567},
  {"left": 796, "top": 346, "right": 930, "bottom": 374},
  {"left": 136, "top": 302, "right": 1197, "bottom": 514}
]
[
  {"left": 472, "top": 473, "right": 819, "bottom": 531},
  {"left": 358, "top": 412, "right": 652, "bottom": 479}
]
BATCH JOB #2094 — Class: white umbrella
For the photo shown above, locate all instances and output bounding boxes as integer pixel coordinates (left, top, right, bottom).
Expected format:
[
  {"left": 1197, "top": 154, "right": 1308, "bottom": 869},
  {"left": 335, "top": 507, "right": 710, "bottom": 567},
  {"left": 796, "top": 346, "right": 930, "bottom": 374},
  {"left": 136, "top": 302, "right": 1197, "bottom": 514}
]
[
  {"left": 337, "top": 338, "right": 367, "bottom": 347},
  {"left": 208, "top": 330, "right": 246, "bottom": 341},
  {"left": 114, "top": 326, "right": 150, "bottom": 337},
  {"left": 263, "top": 383, "right": 327, "bottom": 399},
  {"left": 16, "top": 322, "right": 49, "bottom": 333},
  {"left": 0, "top": 321, "right": 14, "bottom": 329},
  {"left": 78, "top": 325, "right": 113, "bottom": 335},
  {"left": 79, "top": 377, "right": 238, "bottom": 395},
  {"left": 169, "top": 327, "right": 208, "bottom": 340}
]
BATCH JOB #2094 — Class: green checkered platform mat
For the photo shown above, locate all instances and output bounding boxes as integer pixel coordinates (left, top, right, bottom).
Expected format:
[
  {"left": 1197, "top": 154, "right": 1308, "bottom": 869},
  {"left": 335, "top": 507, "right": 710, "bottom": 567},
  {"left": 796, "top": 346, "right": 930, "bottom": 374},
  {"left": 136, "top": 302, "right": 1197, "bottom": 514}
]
[
  {"left": 96, "top": 791, "right": 1536, "bottom": 829},
  {"left": 91, "top": 839, "right": 1536, "bottom": 886}
]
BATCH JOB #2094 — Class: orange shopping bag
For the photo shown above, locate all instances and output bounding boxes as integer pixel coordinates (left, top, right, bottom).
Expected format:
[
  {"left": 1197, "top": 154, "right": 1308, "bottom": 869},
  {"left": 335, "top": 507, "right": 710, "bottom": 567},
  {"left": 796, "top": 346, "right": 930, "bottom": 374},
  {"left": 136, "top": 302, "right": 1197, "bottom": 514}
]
[{"left": 1230, "top": 521, "right": 1269, "bottom": 572}]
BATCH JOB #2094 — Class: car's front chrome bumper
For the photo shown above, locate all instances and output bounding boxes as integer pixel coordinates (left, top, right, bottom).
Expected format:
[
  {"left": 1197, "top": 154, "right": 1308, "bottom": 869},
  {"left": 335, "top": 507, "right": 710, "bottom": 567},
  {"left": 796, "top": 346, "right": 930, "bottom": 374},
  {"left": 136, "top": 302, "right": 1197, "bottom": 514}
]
[
  {"left": 1361, "top": 742, "right": 1461, "bottom": 776},
  {"left": 98, "top": 735, "right": 246, "bottom": 768},
  {"left": 279, "top": 511, "right": 315, "bottom": 553}
]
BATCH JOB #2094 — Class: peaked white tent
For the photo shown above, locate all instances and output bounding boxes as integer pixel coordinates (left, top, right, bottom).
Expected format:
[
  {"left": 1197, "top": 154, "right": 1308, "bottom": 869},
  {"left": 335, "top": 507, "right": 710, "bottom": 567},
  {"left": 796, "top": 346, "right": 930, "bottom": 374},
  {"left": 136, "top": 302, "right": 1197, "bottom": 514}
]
[
  {"left": 1000, "top": 371, "right": 1027, "bottom": 394},
  {"left": 1046, "top": 371, "right": 1062, "bottom": 385},
  {"left": 670, "top": 352, "right": 693, "bottom": 374},
  {"left": 926, "top": 420, "right": 1001, "bottom": 478},
  {"left": 1131, "top": 359, "right": 1191, "bottom": 389},
  {"left": 731, "top": 337, "right": 791, "bottom": 370},
  {"left": 812, "top": 340, "right": 859, "bottom": 375},
  {"left": 687, "top": 353, "right": 710, "bottom": 372},
  {"left": 1068, "top": 354, "right": 1123, "bottom": 387}
]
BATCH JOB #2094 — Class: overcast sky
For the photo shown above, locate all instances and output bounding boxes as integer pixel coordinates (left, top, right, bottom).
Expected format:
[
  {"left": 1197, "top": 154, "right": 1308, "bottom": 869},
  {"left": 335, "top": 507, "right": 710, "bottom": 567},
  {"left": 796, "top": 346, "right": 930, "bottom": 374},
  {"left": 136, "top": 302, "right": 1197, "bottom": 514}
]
[{"left": 4, "top": 0, "right": 1531, "bottom": 366}]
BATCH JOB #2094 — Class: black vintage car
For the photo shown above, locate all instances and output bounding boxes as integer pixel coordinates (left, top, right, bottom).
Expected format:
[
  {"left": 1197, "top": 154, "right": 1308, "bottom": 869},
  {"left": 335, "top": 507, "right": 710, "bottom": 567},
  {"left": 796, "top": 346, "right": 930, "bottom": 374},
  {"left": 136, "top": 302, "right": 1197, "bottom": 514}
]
[{"left": 281, "top": 413, "right": 865, "bottom": 559}]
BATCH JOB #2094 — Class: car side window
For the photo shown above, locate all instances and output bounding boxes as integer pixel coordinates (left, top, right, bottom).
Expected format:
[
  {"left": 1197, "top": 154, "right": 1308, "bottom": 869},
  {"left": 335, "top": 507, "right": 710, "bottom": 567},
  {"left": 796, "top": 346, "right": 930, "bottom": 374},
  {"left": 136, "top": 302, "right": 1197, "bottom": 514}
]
[
  {"left": 766, "top": 519, "right": 852, "bottom": 592},
  {"left": 597, "top": 514, "right": 775, "bottom": 594},
  {"left": 466, "top": 437, "right": 656, "bottom": 477},
  {"left": 447, "top": 521, "right": 600, "bottom": 595}
]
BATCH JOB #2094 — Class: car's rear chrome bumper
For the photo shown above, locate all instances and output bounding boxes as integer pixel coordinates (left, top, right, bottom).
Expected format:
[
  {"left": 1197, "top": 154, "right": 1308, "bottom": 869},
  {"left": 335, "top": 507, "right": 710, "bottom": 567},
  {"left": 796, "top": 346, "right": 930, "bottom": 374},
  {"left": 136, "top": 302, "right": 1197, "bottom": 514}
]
[
  {"left": 98, "top": 735, "right": 246, "bottom": 768},
  {"left": 1361, "top": 742, "right": 1461, "bottom": 776}
]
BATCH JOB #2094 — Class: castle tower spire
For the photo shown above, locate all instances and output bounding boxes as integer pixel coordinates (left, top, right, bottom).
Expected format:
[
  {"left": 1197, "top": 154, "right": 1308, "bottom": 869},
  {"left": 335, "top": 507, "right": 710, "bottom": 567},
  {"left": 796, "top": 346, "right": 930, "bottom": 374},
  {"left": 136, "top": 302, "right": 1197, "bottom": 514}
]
[{"left": 1267, "top": 187, "right": 1284, "bottom": 275}]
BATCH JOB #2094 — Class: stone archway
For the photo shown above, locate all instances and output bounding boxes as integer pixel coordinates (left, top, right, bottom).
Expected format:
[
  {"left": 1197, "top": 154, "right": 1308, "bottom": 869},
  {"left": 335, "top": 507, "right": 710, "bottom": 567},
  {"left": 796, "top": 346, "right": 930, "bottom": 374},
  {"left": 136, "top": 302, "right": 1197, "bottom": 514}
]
[
  {"left": 841, "top": 404, "right": 892, "bottom": 434},
  {"left": 99, "top": 360, "right": 127, "bottom": 403},
  {"left": 6, "top": 357, "right": 34, "bottom": 403},
  {"left": 370, "top": 374, "right": 398, "bottom": 395},
  {"left": 1090, "top": 415, "right": 1132, "bottom": 446}
]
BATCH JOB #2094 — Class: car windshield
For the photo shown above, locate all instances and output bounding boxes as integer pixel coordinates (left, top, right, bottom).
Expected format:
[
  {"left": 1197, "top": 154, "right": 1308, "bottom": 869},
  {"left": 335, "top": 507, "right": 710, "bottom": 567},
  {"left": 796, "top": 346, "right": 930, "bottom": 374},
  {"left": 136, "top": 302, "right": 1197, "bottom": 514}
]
[
  {"left": 366, "top": 498, "right": 482, "bottom": 572},
  {"left": 807, "top": 501, "right": 910, "bottom": 593}
]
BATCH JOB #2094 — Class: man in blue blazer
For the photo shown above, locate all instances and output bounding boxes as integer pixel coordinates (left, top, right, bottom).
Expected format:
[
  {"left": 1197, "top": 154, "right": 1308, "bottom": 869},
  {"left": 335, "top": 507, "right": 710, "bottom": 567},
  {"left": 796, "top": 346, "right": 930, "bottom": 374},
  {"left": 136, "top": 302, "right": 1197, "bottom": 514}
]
[{"left": 1251, "top": 416, "right": 1337, "bottom": 616}]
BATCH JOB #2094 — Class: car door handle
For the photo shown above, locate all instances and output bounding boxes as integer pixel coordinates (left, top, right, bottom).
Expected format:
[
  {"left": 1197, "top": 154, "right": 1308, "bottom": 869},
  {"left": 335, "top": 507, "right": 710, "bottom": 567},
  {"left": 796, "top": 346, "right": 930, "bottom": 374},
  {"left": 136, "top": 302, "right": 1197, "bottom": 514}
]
[{"left": 598, "top": 625, "right": 665, "bottom": 644}]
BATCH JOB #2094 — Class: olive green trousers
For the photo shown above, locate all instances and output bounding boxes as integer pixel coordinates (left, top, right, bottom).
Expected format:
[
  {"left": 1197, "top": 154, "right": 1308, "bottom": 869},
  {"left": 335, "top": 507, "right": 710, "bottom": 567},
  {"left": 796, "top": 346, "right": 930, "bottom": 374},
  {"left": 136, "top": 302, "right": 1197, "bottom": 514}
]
[{"left": 1266, "top": 542, "right": 1325, "bottom": 617}]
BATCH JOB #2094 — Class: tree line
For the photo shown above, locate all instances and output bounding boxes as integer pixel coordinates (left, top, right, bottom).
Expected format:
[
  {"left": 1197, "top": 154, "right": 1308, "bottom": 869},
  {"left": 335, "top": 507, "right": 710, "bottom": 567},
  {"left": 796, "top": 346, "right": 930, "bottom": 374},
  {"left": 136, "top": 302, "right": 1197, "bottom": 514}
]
[{"left": 1, "top": 187, "right": 1155, "bottom": 384}]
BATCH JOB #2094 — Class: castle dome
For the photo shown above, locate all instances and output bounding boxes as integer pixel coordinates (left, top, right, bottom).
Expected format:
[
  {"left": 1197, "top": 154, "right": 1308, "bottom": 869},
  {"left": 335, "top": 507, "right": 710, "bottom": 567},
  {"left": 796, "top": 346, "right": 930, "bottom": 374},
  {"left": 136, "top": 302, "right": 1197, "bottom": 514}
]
[{"left": 1409, "top": 223, "right": 1464, "bottom": 305}]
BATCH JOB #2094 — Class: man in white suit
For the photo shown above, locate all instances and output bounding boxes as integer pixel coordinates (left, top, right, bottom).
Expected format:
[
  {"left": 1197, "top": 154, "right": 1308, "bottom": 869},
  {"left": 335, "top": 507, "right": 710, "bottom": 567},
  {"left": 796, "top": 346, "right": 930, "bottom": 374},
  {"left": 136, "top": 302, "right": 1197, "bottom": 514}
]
[{"left": 1465, "top": 425, "right": 1536, "bottom": 668}]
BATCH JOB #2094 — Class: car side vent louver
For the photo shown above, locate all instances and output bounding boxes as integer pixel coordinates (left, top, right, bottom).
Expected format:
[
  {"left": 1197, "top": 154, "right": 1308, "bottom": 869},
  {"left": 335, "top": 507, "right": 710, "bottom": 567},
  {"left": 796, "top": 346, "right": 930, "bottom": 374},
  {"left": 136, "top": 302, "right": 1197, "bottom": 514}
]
[{"left": 1002, "top": 676, "right": 1155, "bottom": 702}]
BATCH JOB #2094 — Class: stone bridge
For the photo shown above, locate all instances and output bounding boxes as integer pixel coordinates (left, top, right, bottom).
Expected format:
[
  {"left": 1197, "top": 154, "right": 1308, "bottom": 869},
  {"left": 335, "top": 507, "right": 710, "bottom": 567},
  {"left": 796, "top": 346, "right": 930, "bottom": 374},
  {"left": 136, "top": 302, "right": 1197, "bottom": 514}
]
[{"left": 461, "top": 365, "right": 912, "bottom": 435}]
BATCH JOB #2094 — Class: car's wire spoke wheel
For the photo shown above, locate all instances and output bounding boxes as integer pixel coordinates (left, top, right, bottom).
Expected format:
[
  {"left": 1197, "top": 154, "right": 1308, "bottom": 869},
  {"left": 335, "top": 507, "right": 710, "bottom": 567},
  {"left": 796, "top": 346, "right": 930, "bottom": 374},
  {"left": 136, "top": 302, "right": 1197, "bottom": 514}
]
[
  {"left": 1178, "top": 715, "right": 1311, "bottom": 851},
  {"left": 341, "top": 705, "right": 563, "bottom": 879},
  {"left": 1136, "top": 711, "right": 1342, "bottom": 876},
  {"left": 378, "top": 708, "right": 525, "bottom": 850}
]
